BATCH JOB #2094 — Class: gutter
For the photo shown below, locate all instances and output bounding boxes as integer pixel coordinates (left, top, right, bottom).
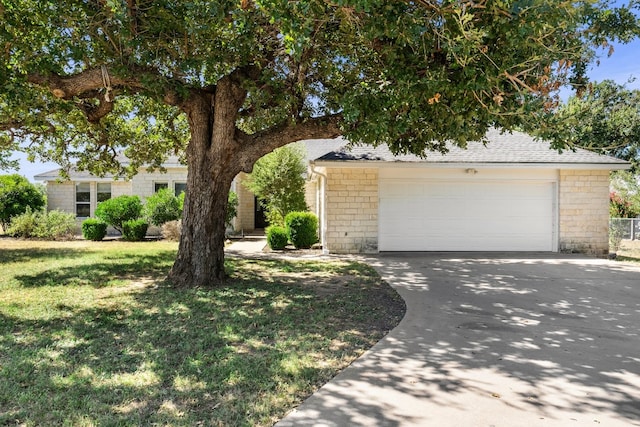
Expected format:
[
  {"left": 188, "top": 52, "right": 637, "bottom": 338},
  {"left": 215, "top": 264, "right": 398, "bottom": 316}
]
[{"left": 310, "top": 162, "right": 329, "bottom": 255}]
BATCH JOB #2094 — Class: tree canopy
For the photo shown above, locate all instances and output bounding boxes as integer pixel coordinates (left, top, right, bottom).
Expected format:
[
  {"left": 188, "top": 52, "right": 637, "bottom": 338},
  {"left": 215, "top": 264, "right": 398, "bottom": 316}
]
[
  {"left": 0, "top": 174, "right": 46, "bottom": 229},
  {"left": 535, "top": 80, "right": 640, "bottom": 170},
  {"left": 1, "top": 0, "right": 639, "bottom": 286},
  {"left": 245, "top": 143, "right": 308, "bottom": 226}
]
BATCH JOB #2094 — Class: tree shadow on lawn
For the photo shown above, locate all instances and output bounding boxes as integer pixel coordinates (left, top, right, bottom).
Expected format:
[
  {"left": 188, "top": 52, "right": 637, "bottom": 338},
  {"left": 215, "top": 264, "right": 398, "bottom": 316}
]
[
  {"left": 10, "top": 250, "right": 178, "bottom": 288},
  {"left": 0, "top": 258, "right": 405, "bottom": 426},
  {"left": 0, "top": 247, "right": 90, "bottom": 264}
]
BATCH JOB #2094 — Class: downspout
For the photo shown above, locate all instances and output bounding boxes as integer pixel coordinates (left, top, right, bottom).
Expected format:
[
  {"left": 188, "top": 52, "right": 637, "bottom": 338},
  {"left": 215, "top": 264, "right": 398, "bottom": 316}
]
[{"left": 310, "top": 162, "right": 329, "bottom": 255}]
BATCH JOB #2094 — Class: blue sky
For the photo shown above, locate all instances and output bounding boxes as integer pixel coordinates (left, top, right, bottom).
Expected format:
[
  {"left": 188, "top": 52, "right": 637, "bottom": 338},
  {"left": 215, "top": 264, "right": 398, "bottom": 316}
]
[{"left": 7, "top": 38, "right": 640, "bottom": 182}]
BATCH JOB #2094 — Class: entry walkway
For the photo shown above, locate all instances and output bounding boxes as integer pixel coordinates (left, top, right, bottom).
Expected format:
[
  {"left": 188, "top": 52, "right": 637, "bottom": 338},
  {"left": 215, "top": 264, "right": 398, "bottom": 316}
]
[
  {"left": 276, "top": 253, "right": 640, "bottom": 426},
  {"left": 225, "top": 236, "right": 268, "bottom": 256}
]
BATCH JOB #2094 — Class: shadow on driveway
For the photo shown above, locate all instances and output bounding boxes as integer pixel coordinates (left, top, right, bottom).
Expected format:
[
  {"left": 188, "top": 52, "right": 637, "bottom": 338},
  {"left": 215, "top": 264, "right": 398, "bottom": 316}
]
[{"left": 276, "top": 253, "right": 640, "bottom": 426}]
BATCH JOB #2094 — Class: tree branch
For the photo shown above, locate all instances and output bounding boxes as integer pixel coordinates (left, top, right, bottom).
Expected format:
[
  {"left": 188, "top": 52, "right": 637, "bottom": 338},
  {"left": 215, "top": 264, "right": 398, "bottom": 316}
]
[
  {"left": 236, "top": 113, "right": 343, "bottom": 172},
  {"left": 27, "top": 68, "right": 143, "bottom": 100}
]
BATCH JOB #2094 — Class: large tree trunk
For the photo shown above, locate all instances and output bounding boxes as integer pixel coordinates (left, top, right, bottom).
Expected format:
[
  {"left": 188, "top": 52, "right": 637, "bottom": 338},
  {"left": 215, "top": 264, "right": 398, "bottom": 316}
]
[
  {"left": 27, "top": 67, "right": 342, "bottom": 288},
  {"left": 166, "top": 76, "right": 342, "bottom": 287},
  {"left": 167, "top": 88, "right": 241, "bottom": 287}
]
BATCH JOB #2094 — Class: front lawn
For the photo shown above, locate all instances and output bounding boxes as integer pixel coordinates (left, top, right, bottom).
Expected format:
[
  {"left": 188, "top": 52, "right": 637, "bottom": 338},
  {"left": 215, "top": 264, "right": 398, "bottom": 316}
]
[
  {"left": 0, "top": 240, "right": 405, "bottom": 426},
  {"left": 616, "top": 239, "right": 640, "bottom": 263}
]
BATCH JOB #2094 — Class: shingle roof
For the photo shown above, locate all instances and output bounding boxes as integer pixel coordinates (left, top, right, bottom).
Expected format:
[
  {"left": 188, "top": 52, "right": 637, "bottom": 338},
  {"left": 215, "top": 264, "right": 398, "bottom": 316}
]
[
  {"left": 34, "top": 155, "right": 186, "bottom": 181},
  {"left": 33, "top": 168, "right": 120, "bottom": 181},
  {"left": 309, "top": 129, "right": 629, "bottom": 166}
]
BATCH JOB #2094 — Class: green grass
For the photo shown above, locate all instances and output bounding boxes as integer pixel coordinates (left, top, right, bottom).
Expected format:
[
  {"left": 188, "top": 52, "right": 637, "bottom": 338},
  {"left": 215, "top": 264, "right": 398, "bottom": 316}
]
[
  {"left": 0, "top": 239, "right": 405, "bottom": 426},
  {"left": 615, "top": 239, "right": 640, "bottom": 264}
]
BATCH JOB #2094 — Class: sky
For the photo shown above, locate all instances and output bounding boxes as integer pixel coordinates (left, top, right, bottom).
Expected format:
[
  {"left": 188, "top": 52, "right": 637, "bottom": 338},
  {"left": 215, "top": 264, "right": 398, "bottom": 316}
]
[{"left": 6, "top": 38, "right": 640, "bottom": 182}]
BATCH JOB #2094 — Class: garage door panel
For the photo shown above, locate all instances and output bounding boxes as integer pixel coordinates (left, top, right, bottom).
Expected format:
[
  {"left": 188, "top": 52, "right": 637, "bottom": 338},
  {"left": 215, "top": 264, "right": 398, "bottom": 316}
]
[{"left": 379, "top": 178, "right": 555, "bottom": 252}]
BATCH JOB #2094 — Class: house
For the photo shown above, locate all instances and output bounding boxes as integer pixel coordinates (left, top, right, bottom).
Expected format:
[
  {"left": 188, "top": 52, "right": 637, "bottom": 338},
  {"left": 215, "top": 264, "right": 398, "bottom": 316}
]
[
  {"left": 36, "top": 129, "right": 628, "bottom": 254},
  {"left": 304, "top": 129, "right": 628, "bottom": 255},
  {"left": 34, "top": 157, "right": 263, "bottom": 233}
]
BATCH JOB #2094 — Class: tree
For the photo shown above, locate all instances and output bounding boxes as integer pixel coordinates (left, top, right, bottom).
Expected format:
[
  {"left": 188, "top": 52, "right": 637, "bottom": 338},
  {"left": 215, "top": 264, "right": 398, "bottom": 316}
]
[
  {"left": 535, "top": 80, "right": 640, "bottom": 170},
  {"left": 610, "top": 171, "right": 640, "bottom": 217},
  {"left": 1, "top": 0, "right": 638, "bottom": 286},
  {"left": 0, "top": 174, "right": 46, "bottom": 229},
  {"left": 245, "top": 144, "right": 308, "bottom": 226}
]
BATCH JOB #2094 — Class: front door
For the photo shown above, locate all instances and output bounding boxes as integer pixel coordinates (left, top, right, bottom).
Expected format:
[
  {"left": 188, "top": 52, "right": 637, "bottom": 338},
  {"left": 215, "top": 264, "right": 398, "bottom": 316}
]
[{"left": 254, "top": 197, "right": 268, "bottom": 229}]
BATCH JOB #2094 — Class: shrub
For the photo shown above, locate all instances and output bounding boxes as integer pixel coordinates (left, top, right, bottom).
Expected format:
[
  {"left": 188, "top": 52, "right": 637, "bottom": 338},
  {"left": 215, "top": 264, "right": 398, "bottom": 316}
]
[
  {"left": 34, "top": 210, "right": 76, "bottom": 240},
  {"left": 0, "top": 174, "right": 46, "bottom": 229},
  {"left": 266, "top": 226, "right": 288, "bottom": 250},
  {"left": 143, "top": 188, "right": 182, "bottom": 226},
  {"left": 82, "top": 218, "right": 108, "bottom": 241},
  {"left": 162, "top": 220, "right": 182, "bottom": 241},
  {"left": 95, "top": 195, "right": 143, "bottom": 233},
  {"left": 244, "top": 144, "right": 308, "bottom": 226},
  {"left": 226, "top": 191, "right": 238, "bottom": 229},
  {"left": 6, "top": 207, "right": 38, "bottom": 238},
  {"left": 122, "top": 219, "right": 148, "bottom": 241},
  {"left": 7, "top": 208, "right": 75, "bottom": 240},
  {"left": 284, "top": 211, "right": 318, "bottom": 249}
]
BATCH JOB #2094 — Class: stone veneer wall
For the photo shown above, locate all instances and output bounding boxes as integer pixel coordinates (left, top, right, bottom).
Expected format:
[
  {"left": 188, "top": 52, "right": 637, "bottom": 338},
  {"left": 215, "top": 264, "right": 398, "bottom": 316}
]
[
  {"left": 45, "top": 180, "right": 132, "bottom": 218},
  {"left": 46, "top": 182, "right": 75, "bottom": 214},
  {"left": 324, "top": 167, "right": 378, "bottom": 253},
  {"left": 234, "top": 172, "right": 256, "bottom": 232},
  {"left": 559, "top": 169, "right": 610, "bottom": 255},
  {"left": 130, "top": 168, "right": 187, "bottom": 200},
  {"left": 305, "top": 179, "right": 317, "bottom": 214}
]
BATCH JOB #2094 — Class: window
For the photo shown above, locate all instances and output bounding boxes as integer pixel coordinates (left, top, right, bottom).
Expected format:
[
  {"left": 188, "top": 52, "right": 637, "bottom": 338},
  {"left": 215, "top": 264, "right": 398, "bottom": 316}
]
[
  {"left": 154, "top": 182, "right": 168, "bottom": 192},
  {"left": 76, "top": 182, "right": 91, "bottom": 217},
  {"left": 175, "top": 182, "right": 187, "bottom": 197},
  {"left": 97, "top": 183, "right": 111, "bottom": 202}
]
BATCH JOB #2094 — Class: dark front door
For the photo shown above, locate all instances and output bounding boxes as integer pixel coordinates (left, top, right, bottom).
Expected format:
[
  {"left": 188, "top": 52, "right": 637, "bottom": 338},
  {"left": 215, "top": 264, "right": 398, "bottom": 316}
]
[{"left": 254, "top": 197, "right": 268, "bottom": 229}]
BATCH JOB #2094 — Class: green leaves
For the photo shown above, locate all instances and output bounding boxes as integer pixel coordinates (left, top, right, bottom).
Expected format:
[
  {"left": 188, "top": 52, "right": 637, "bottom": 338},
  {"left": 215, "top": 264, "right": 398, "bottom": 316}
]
[
  {"left": 1, "top": 0, "right": 639, "bottom": 168},
  {"left": 536, "top": 80, "right": 640, "bottom": 170},
  {"left": 244, "top": 144, "right": 308, "bottom": 226},
  {"left": 0, "top": 174, "right": 46, "bottom": 228}
]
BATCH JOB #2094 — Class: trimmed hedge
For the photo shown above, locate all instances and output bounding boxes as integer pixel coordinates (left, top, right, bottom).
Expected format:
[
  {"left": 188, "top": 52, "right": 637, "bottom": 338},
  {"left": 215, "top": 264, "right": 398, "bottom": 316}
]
[
  {"left": 95, "top": 195, "right": 143, "bottom": 233},
  {"left": 143, "top": 188, "right": 181, "bottom": 226},
  {"left": 122, "top": 219, "right": 148, "bottom": 241},
  {"left": 266, "top": 226, "right": 288, "bottom": 250},
  {"left": 284, "top": 212, "right": 318, "bottom": 249},
  {"left": 82, "top": 218, "right": 108, "bottom": 241}
]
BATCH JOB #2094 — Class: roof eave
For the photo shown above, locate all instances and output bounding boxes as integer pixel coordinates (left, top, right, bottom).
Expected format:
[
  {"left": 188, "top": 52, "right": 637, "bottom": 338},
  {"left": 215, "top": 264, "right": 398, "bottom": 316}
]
[{"left": 311, "top": 160, "right": 631, "bottom": 170}]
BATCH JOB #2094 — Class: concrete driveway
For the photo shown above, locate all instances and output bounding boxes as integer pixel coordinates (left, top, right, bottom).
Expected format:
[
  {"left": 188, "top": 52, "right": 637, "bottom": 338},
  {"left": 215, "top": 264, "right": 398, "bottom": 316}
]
[{"left": 276, "top": 253, "right": 640, "bottom": 426}]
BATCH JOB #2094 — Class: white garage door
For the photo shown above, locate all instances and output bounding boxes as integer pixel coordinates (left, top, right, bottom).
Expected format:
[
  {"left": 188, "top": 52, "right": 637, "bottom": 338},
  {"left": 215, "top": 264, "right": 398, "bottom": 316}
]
[{"left": 379, "top": 174, "right": 556, "bottom": 251}]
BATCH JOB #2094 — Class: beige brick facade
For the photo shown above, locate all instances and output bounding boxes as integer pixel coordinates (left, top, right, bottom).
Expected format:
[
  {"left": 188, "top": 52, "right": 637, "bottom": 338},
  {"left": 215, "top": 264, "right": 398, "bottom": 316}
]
[
  {"left": 130, "top": 168, "right": 187, "bottom": 201},
  {"left": 40, "top": 168, "right": 257, "bottom": 234},
  {"left": 305, "top": 179, "right": 317, "bottom": 214},
  {"left": 558, "top": 170, "right": 610, "bottom": 255},
  {"left": 323, "top": 167, "right": 379, "bottom": 253},
  {"left": 46, "top": 181, "right": 75, "bottom": 214},
  {"left": 314, "top": 166, "right": 613, "bottom": 255},
  {"left": 45, "top": 180, "right": 134, "bottom": 218},
  {"left": 233, "top": 172, "right": 257, "bottom": 232}
]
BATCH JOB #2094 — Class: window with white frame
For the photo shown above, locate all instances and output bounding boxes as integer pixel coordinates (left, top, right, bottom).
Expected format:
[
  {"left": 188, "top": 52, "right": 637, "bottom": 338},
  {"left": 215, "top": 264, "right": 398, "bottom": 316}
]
[
  {"left": 97, "top": 183, "right": 111, "bottom": 203},
  {"left": 75, "top": 182, "right": 91, "bottom": 217}
]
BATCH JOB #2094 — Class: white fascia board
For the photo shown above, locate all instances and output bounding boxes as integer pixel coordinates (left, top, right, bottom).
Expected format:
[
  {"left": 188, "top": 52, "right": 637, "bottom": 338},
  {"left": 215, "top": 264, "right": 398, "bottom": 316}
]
[
  {"left": 34, "top": 174, "right": 125, "bottom": 182},
  {"left": 310, "top": 160, "right": 630, "bottom": 171}
]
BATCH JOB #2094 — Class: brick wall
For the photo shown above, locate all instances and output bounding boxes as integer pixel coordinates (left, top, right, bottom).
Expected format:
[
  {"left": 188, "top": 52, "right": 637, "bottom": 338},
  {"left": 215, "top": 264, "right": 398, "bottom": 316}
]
[
  {"left": 130, "top": 168, "right": 187, "bottom": 201},
  {"left": 111, "top": 181, "right": 132, "bottom": 198},
  {"left": 234, "top": 173, "right": 256, "bottom": 232},
  {"left": 46, "top": 182, "right": 75, "bottom": 213},
  {"left": 305, "top": 179, "right": 317, "bottom": 214},
  {"left": 324, "top": 167, "right": 378, "bottom": 253},
  {"left": 559, "top": 170, "right": 610, "bottom": 255}
]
